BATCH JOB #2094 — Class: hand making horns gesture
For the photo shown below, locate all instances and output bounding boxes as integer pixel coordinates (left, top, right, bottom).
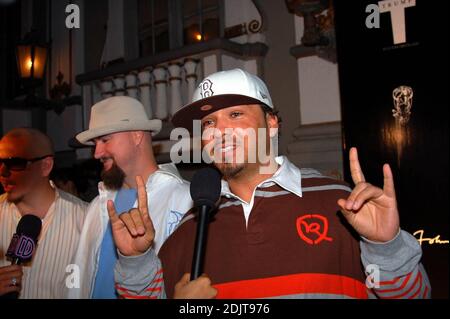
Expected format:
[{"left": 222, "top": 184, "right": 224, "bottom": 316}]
[
  {"left": 107, "top": 175, "right": 155, "bottom": 256},
  {"left": 337, "top": 147, "right": 400, "bottom": 242}
]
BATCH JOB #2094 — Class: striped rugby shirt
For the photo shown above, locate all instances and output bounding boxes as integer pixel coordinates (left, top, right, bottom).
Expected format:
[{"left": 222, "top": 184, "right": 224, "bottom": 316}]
[
  {"left": 0, "top": 184, "right": 87, "bottom": 298},
  {"left": 115, "top": 156, "right": 431, "bottom": 299}
]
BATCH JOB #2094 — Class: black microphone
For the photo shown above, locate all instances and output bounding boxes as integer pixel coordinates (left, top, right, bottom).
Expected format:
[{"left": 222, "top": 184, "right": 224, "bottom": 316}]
[
  {"left": 189, "top": 167, "right": 221, "bottom": 280},
  {"left": 2, "top": 214, "right": 42, "bottom": 299}
]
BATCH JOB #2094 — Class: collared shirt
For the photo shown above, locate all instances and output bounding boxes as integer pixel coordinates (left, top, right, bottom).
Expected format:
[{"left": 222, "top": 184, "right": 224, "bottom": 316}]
[
  {"left": 220, "top": 156, "right": 310, "bottom": 226},
  {"left": 0, "top": 183, "right": 87, "bottom": 298}
]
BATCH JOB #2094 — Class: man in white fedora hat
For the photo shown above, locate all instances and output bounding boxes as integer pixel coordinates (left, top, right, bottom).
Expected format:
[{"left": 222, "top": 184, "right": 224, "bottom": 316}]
[{"left": 67, "top": 96, "right": 192, "bottom": 299}]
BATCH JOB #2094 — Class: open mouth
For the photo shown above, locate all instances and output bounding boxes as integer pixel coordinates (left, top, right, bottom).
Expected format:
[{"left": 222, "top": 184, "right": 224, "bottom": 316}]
[
  {"left": 1, "top": 183, "right": 15, "bottom": 192},
  {"left": 219, "top": 145, "right": 236, "bottom": 154},
  {"left": 212, "top": 144, "right": 247, "bottom": 164},
  {"left": 101, "top": 158, "right": 114, "bottom": 171}
]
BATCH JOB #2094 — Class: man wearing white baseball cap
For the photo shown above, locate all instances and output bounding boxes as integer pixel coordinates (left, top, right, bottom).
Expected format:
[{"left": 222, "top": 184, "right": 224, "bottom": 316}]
[
  {"left": 112, "top": 69, "right": 430, "bottom": 299},
  {"left": 67, "top": 96, "right": 192, "bottom": 299}
]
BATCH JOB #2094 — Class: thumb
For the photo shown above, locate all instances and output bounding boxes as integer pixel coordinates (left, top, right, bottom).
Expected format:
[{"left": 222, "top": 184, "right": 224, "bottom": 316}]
[
  {"left": 175, "top": 273, "right": 191, "bottom": 291},
  {"left": 180, "top": 273, "right": 191, "bottom": 284}
]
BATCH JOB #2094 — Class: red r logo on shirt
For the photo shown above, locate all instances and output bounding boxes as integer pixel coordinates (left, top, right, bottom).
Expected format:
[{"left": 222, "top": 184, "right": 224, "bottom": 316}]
[{"left": 296, "top": 214, "right": 333, "bottom": 245}]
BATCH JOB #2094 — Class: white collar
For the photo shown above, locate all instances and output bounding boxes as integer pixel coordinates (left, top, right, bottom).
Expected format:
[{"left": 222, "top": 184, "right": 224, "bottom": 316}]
[{"left": 220, "top": 156, "right": 303, "bottom": 203}]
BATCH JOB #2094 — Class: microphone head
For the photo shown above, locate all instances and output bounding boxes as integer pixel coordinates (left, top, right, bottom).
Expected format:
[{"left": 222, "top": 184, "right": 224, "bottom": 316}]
[
  {"left": 17, "top": 214, "right": 42, "bottom": 241},
  {"left": 190, "top": 167, "right": 222, "bottom": 209},
  {"left": 6, "top": 214, "right": 42, "bottom": 263}
]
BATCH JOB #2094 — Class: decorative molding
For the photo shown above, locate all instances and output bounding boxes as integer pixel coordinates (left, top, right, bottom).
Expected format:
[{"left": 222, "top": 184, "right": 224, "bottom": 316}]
[
  {"left": 251, "top": 0, "right": 266, "bottom": 32},
  {"left": 286, "top": 0, "right": 337, "bottom": 63}
]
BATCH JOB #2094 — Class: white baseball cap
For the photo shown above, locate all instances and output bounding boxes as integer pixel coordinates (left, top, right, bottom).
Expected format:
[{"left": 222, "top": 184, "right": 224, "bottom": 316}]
[
  {"left": 172, "top": 68, "right": 273, "bottom": 130},
  {"left": 76, "top": 96, "right": 162, "bottom": 145}
]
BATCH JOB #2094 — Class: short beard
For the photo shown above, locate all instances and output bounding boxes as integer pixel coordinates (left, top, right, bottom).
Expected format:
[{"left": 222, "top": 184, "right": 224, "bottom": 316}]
[
  {"left": 216, "top": 163, "right": 245, "bottom": 179},
  {"left": 101, "top": 162, "right": 126, "bottom": 190}
]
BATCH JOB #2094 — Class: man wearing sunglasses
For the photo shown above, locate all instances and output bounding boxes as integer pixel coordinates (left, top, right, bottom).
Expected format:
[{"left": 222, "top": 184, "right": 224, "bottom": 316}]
[{"left": 0, "top": 128, "right": 87, "bottom": 298}]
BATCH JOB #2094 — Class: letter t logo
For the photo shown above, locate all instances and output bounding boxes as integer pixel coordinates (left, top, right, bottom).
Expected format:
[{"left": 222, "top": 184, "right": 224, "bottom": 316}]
[{"left": 378, "top": 0, "right": 416, "bottom": 44}]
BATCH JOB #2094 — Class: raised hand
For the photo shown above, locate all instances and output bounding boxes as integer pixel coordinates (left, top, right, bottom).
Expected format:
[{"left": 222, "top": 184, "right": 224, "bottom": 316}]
[
  {"left": 108, "top": 175, "right": 155, "bottom": 256},
  {"left": 337, "top": 147, "right": 400, "bottom": 242}
]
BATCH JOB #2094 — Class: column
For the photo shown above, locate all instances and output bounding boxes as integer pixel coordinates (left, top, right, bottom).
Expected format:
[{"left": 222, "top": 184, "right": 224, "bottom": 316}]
[
  {"left": 153, "top": 66, "right": 168, "bottom": 120},
  {"left": 184, "top": 59, "right": 198, "bottom": 103},
  {"left": 125, "top": 71, "right": 139, "bottom": 99},
  {"left": 138, "top": 68, "right": 153, "bottom": 118},
  {"left": 100, "top": 78, "right": 114, "bottom": 98},
  {"left": 168, "top": 62, "right": 182, "bottom": 116},
  {"left": 113, "top": 75, "right": 126, "bottom": 96}
]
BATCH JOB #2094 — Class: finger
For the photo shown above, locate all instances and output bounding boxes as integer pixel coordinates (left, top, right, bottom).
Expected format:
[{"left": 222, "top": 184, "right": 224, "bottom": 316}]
[
  {"left": 337, "top": 198, "right": 352, "bottom": 216},
  {"left": 337, "top": 199, "right": 356, "bottom": 224},
  {"left": 344, "top": 182, "right": 370, "bottom": 210},
  {"left": 136, "top": 175, "right": 149, "bottom": 218},
  {"left": 197, "top": 274, "right": 217, "bottom": 298},
  {"left": 119, "top": 212, "right": 138, "bottom": 237},
  {"left": 0, "top": 275, "right": 22, "bottom": 286},
  {"left": 383, "top": 164, "right": 396, "bottom": 198},
  {"left": 129, "top": 208, "right": 145, "bottom": 236},
  {"left": 209, "top": 287, "right": 218, "bottom": 299},
  {"left": 349, "top": 147, "right": 366, "bottom": 184},
  {"left": 175, "top": 273, "right": 191, "bottom": 290},
  {"left": 199, "top": 274, "right": 212, "bottom": 285},
  {"left": 107, "top": 200, "right": 120, "bottom": 224},
  {"left": 141, "top": 210, "right": 155, "bottom": 235},
  {"left": 135, "top": 176, "right": 155, "bottom": 233},
  {"left": 0, "top": 267, "right": 23, "bottom": 281},
  {"left": 0, "top": 273, "right": 22, "bottom": 290},
  {"left": 0, "top": 265, "right": 22, "bottom": 275},
  {"left": 352, "top": 185, "right": 384, "bottom": 211},
  {"left": 4, "top": 274, "right": 23, "bottom": 286}
]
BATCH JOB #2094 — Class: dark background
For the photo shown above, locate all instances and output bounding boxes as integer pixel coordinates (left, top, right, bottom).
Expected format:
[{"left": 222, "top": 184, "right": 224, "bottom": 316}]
[{"left": 334, "top": 0, "right": 449, "bottom": 298}]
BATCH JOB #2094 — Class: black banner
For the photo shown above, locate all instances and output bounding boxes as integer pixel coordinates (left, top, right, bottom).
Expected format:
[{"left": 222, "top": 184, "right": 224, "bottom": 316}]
[{"left": 335, "top": 0, "right": 449, "bottom": 298}]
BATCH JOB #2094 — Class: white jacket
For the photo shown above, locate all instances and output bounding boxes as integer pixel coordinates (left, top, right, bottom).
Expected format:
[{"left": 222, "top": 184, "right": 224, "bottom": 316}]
[{"left": 66, "top": 163, "right": 192, "bottom": 298}]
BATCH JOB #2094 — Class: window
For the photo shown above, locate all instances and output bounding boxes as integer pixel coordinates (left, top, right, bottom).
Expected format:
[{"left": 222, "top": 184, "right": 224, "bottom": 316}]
[
  {"left": 183, "top": 0, "right": 220, "bottom": 45},
  {"left": 138, "top": 0, "right": 222, "bottom": 56},
  {"left": 138, "top": 0, "right": 170, "bottom": 56}
]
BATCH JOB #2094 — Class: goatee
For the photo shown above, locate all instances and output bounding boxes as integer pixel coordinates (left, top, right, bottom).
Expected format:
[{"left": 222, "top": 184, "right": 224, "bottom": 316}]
[
  {"left": 216, "top": 163, "right": 244, "bottom": 178},
  {"left": 101, "top": 162, "right": 125, "bottom": 190}
]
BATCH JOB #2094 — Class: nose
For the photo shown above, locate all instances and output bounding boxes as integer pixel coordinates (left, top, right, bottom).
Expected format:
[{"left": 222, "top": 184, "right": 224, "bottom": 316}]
[
  {"left": 93, "top": 142, "right": 105, "bottom": 159},
  {"left": 0, "top": 162, "right": 11, "bottom": 177},
  {"left": 214, "top": 116, "right": 233, "bottom": 137}
]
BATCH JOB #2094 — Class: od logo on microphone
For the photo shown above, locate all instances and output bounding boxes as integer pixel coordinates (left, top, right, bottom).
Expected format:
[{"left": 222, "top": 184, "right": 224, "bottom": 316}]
[{"left": 6, "top": 234, "right": 36, "bottom": 260}]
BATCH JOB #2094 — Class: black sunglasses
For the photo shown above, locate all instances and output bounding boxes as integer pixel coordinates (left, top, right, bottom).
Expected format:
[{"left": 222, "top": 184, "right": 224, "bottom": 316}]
[{"left": 0, "top": 155, "right": 53, "bottom": 171}]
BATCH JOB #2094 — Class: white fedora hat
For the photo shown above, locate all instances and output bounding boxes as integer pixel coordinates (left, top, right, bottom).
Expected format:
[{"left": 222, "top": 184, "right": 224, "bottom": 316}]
[
  {"left": 76, "top": 96, "right": 162, "bottom": 145},
  {"left": 172, "top": 68, "right": 273, "bottom": 131}
]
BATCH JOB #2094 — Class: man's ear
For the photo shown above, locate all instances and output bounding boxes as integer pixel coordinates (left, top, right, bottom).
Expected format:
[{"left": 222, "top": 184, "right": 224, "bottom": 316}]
[
  {"left": 266, "top": 114, "right": 279, "bottom": 138},
  {"left": 131, "top": 131, "right": 145, "bottom": 146},
  {"left": 41, "top": 156, "right": 54, "bottom": 177}
]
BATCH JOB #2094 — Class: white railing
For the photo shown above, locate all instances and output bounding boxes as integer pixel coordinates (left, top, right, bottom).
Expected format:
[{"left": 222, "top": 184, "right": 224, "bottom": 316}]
[{"left": 86, "top": 59, "right": 200, "bottom": 123}]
